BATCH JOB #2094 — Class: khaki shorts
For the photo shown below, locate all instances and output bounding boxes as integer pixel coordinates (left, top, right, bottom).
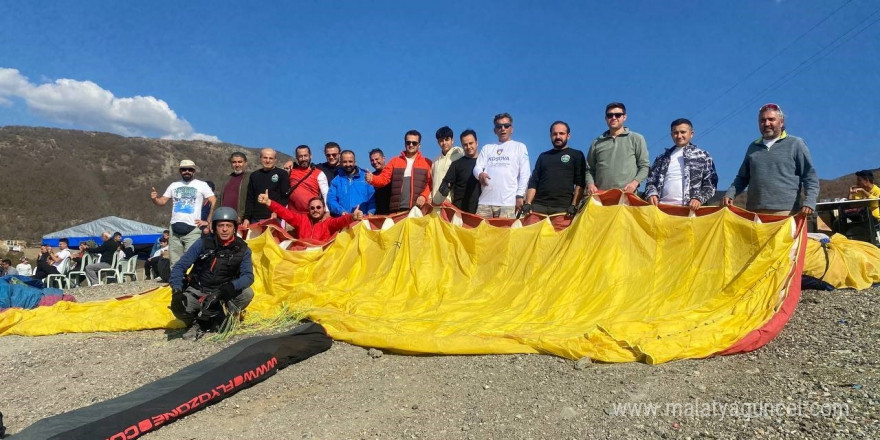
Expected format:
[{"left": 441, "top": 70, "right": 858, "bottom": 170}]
[{"left": 476, "top": 204, "right": 517, "bottom": 219}]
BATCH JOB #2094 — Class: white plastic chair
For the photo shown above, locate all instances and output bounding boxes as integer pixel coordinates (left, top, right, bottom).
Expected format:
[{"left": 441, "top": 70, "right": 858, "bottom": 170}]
[
  {"left": 97, "top": 252, "right": 120, "bottom": 284},
  {"left": 67, "top": 253, "right": 96, "bottom": 287},
  {"left": 118, "top": 256, "right": 139, "bottom": 282},
  {"left": 45, "top": 258, "right": 71, "bottom": 289}
]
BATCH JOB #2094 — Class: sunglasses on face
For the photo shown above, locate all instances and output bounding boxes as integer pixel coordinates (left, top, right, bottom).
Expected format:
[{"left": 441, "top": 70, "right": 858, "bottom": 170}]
[
  {"left": 494, "top": 123, "right": 512, "bottom": 129},
  {"left": 325, "top": 153, "right": 339, "bottom": 158},
  {"left": 309, "top": 206, "right": 323, "bottom": 211},
  {"left": 179, "top": 168, "right": 195, "bottom": 172},
  {"left": 405, "top": 141, "right": 419, "bottom": 146},
  {"left": 605, "top": 113, "right": 625, "bottom": 119}
]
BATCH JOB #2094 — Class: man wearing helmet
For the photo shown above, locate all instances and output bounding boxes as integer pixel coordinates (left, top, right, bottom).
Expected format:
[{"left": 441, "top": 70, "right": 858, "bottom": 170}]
[{"left": 169, "top": 207, "right": 254, "bottom": 340}]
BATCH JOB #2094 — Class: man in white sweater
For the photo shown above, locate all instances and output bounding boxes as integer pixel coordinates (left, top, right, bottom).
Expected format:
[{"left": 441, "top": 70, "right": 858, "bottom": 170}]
[{"left": 473, "top": 113, "right": 531, "bottom": 218}]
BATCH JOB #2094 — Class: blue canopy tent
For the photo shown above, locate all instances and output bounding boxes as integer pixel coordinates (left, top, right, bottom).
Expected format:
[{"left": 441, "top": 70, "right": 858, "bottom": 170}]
[{"left": 42, "top": 216, "right": 165, "bottom": 247}]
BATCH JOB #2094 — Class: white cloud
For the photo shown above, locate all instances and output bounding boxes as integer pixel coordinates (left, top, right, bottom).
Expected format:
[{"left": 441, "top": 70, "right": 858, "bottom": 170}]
[{"left": 0, "top": 68, "right": 219, "bottom": 142}]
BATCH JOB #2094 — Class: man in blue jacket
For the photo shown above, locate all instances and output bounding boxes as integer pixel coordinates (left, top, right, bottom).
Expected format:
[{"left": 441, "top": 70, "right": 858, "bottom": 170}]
[{"left": 327, "top": 150, "right": 376, "bottom": 217}]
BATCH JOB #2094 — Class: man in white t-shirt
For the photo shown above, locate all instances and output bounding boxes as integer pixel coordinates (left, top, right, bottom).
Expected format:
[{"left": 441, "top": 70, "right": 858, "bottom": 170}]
[
  {"left": 151, "top": 160, "right": 216, "bottom": 264},
  {"left": 473, "top": 113, "right": 531, "bottom": 218},
  {"left": 644, "top": 118, "right": 718, "bottom": 210},
  {"left": 33, "top": 238, "right": 71, "bottom": 279}
]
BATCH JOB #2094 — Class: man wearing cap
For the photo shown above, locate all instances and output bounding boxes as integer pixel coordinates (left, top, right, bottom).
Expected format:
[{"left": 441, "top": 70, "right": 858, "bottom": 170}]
[
  {"left": 585, "top": 102, "right": 650, "bottom": 195},
  {"left": 242, "top": 148, "right": 289, "bottom": 228},
  {"left": 723, "top": 103, "right": 819, "bottom": 215},
  {"left": 218, "top": 152, "right": 250, "bottom": 219},
  {"left": 170, "top": 207, "right": 253, "bottom": 340},
  {"left": 151, "top": 160, "right": 216, "bottom": 265}
]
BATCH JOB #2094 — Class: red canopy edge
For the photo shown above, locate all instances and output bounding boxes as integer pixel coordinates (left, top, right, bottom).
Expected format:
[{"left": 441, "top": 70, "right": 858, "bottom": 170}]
[{"left": 715, "top": 215, "right": 807, "bottom": 356}]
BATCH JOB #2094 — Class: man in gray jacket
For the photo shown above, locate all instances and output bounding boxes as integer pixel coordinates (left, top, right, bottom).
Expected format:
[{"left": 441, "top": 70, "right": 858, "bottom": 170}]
[
  {"left": 585, "top": 102, "right": 650, "bottom": 195},
  {"left": 723, "top": 103, "right": 819, "bottom": 215}
]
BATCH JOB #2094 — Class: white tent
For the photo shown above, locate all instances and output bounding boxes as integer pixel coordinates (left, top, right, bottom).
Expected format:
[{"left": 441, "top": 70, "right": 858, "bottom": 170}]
[{"left": 42, "top": 216, "right": 165, "bottom": 247}]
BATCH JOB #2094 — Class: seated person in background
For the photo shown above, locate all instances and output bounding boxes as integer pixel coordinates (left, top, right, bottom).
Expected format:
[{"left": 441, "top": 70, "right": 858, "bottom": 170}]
[
  {"left": 69, "top": 242, "right": 88, "bottom": 272},
  {"left": 170, "top": 207, "right": 254, "bottom": 340},
  {"left": 145, "top": 237, "right": 169, "bottom": 280},
  {"left": 85, "top": 232, "right": 122, "bottom": 286},
  {"left": 0, "top": 259, "right": 17, "bottom": 276},
  {"left": 848, "top": 169, "right": 880, "bottom": 221},
  {"left": 16, "top": 257, "right": 33, "bottom": 277},
  {"left": 34, "top": 238, "right": 71, "bottom": 280},
  {"left": 258, "top": 191, "right": 363, "bottom": 242},
  {"left": 150, "top": 230, "right": 170, "bottom": 256},
  {"left": 118, "top": 238, "right": 137, "bottom": 261}
]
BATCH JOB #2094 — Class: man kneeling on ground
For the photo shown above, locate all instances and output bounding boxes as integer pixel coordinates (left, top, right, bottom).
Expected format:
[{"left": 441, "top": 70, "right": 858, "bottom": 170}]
[{"left": 169, "top": 207, "right": 254, "bottom": 340}]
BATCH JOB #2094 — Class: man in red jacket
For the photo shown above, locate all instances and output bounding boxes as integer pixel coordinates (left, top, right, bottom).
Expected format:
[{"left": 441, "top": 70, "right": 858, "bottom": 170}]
[
  {"left": 287, "top": 145, "right": 329, "bottom": 214},
  {"left": 366, "top": 130, "right": 433, "bottom": 212},
  {"left": 258, "top": 190, "right": 362, "bottom": 242}
]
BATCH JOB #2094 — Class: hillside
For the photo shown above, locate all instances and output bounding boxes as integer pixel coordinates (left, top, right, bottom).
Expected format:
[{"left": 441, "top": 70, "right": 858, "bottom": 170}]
[{"left": 0, "top": 126, "right": 289, "bottom": 243}]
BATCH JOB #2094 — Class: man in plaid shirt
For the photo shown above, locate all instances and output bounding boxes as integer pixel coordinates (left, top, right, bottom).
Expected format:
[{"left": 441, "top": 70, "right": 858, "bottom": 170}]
[{"left": 644, "top": 118, "right": 718, "bottom": 210}]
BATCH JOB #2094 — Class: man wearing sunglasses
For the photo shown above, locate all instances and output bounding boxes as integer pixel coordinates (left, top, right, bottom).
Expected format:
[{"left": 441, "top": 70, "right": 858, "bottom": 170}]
[
  {"left": 473, "top": 113, "right": 531, "bottom": 218},
  {"left": 366, "top": 130, "right": 433, "bottom": 213},
  {"left": 258, "top": 191, "right": 363, "bottom": 242},
  {"left": 317, "top": 142, "right": 342, "bottom": 183},
  {"left": 585, "top": 102, "right": 650, "bottom": 196},
  {"left": 723, "top": 103, "right": 818, "bottom": 215},
  {"left": 151, "top": 160, "right": 216, "bottom": 264}
]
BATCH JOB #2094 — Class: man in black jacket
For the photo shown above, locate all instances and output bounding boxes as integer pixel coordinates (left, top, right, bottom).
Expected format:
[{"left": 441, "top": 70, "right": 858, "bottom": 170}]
[
  {"left": 242, "top": 148, "right": 289, "bottom": 228},
  {"left": 432, "top": 129, "right": 482, "bottom": 213},
  {"left": 170, "top": 207, "right": 254, "bottom": 340},
  {"left": 84, "top": 231, "right": 122, "bottom": 286}
]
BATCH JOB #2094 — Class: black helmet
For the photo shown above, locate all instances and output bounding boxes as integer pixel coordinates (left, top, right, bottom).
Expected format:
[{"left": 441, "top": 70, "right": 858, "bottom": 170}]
[{"left": 212, "top": 207, "right": 239, "bottom": 228}]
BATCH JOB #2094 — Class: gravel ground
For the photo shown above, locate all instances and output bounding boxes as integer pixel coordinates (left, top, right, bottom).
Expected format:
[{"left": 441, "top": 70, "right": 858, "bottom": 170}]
[{"left": 1, "top": 280, "right": 878, "bottom": 439}]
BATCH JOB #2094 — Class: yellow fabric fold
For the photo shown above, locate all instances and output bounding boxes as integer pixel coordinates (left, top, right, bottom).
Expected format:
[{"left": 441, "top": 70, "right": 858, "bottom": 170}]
[{"left": 1, "top": 204, "right": 802, "bottom": 364}]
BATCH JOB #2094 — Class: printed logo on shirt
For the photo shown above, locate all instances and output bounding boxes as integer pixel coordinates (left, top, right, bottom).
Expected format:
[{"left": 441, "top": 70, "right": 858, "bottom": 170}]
[
  {"left": 496, "top": 149, "right": 504, "bottom": 155},
  {"left": 172, "top": 186, "right": 198, "bottom": 214},
  {"left": 561, "top": 154, "right": 570, "bottom": 163},
  {"left": 271, "top": 174, "right": 279, "bottom": 183}
]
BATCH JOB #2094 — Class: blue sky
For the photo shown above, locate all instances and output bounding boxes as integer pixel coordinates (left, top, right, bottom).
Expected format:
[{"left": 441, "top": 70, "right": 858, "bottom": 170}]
[{"left": 1, "top": 0, "right": 878, "bottom": 188}]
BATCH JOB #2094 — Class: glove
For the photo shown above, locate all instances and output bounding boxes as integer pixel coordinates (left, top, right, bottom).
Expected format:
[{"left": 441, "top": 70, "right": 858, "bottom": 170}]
[
  {"left": 218, "top": 282, "right": 237, "bottom": 301},
  {"left": 520, "top": 203, "right": 532, "bottom": 217},
  {"left": 566, "top": 205, "right": 578, "bottom": 217}
]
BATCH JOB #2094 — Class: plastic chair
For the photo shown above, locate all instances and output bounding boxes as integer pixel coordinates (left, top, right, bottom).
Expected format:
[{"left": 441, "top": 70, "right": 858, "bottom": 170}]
[
  {"left": 118, "top": 256, "right": 139, "bottom": 282},
  {"left": 67, "top": 253, "right": 96, "bottom": 288},
  {"left": 97, "top": 252, "right": 121, "bottom": 284},
  {"left": 45, "top": 258, "right": 71, "bottom": 289}
]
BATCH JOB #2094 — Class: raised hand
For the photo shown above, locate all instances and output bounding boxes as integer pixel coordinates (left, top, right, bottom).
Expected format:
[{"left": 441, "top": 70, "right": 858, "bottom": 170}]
[
  {"left": 352, "top": 204, "right": 364, "bottom": 220},
  {"left": 257, "top": 189, "right": 271, "bottom": 206},
  {"left": 150, "top": 186, "right": 158, "bottom": 200}
]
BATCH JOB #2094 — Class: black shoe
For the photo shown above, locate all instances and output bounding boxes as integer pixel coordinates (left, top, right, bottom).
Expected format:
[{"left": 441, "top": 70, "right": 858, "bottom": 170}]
[{"left": 180, "top": 326, "right": 200, "bottom": 341}]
